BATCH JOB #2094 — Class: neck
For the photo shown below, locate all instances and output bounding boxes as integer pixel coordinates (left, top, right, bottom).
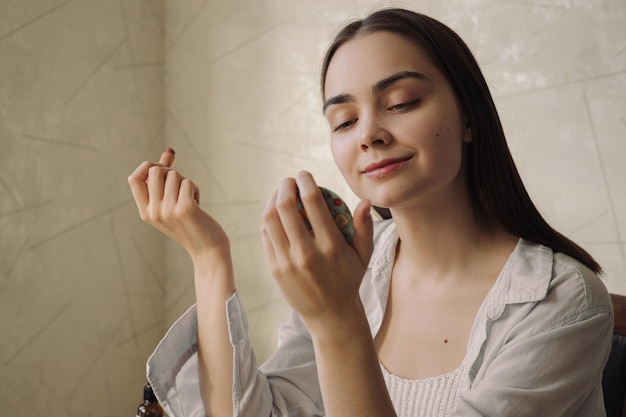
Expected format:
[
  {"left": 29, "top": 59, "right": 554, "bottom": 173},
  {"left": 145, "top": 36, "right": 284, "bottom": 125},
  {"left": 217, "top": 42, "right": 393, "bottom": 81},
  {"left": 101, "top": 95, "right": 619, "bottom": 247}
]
[{"left": 388, "top": 197, "right": 514, "bottom": 285}]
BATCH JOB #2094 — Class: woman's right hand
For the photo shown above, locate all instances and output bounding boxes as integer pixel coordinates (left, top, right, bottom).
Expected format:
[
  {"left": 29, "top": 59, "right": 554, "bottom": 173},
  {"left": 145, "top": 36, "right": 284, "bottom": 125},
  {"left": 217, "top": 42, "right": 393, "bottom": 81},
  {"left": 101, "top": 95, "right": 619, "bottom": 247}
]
[
  {"left": 261, "top": 171, "right": 374, "bottom": 336},
  {"left": 127, "top": 159, "right": 230, "bottom": 262}
]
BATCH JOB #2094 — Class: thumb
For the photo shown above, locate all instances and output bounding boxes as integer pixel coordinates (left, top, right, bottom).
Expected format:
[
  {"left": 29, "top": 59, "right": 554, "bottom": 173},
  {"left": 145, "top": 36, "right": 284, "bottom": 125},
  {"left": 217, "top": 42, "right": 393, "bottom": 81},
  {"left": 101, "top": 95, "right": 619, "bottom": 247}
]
[{"left": 352, "top": 199, "right": 374, "bottom": 266}]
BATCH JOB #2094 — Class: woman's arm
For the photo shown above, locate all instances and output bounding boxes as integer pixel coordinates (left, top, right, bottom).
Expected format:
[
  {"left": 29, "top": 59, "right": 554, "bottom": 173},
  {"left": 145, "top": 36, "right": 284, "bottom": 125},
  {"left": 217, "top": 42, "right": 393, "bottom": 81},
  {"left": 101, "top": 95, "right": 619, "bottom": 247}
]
[
  {"left": 308, "top": 298, "right": 395, "bottom": 417},
  {"left": 261, "top": 171, "right": 396, "bottom": 417},
  {"left": 194, "top": 247, "right": 236, "bottom": 417},
  {"left": 128, "top": 155, "right": 235, "bottom": 416}
]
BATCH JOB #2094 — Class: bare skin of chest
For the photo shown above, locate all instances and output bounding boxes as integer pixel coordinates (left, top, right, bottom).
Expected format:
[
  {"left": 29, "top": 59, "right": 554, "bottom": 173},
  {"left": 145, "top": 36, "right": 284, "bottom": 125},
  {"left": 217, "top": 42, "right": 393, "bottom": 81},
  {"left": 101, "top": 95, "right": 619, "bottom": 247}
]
[
  {"left": 374, "top": 283, "right": 487, "bottom": 379},
  {"left": 372, "top": 240, "right": 515, "bottom": 380}
]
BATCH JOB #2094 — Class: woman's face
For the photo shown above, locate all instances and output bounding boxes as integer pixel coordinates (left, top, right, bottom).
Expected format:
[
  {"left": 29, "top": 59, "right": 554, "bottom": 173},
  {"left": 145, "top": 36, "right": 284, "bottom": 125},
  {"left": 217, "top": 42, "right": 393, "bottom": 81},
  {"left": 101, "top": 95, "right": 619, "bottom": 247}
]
[{"left": 323, "top": 31, "right": 471, "bottom": 212}]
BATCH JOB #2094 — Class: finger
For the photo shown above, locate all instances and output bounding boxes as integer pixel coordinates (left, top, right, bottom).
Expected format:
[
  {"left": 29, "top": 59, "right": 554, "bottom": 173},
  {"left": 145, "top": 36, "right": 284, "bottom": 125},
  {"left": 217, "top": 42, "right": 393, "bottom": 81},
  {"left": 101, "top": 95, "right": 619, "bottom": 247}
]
[
  {"left": 295, "top": 171, "right": 342, "bottom": 243},
  {"left": 260, "top": 226, "right": 278, "bottom": 274},
  {"left": 163, "top": 169, "right": 184, "bottom": 208},
  {"left": 262, "top": 189, "right": 293, "bottom": 263},
  {"left": 146, "top": 165, "right": 170, "bottom": 202},
  {"left": 179, "top": 178, "right": 200, "bottom": 208},
  {"left": 275, "top": 177, "right": 313, "bottom": 247},
  {"left": 128, "top": 161, "right": 157, "bottom": 209},
  {"left": 352, "top": 199, "right": 374, "bottom": 266},
  {"left": 193, "top": 184, "right": 200, "bottom": 205},
  {"left": 159, "top": 146, "right": 176, "bottom": 168},
  {"left": 142, "top": 147, "right": 176, "bottom": 185}
]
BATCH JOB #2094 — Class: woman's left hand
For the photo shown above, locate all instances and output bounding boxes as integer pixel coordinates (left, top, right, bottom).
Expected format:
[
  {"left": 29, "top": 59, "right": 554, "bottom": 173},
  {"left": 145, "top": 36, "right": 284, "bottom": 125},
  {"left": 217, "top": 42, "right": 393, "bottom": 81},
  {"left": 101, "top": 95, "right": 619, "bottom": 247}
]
[{"left": 261, "top": 171, "right": 374, "bottom": 336}]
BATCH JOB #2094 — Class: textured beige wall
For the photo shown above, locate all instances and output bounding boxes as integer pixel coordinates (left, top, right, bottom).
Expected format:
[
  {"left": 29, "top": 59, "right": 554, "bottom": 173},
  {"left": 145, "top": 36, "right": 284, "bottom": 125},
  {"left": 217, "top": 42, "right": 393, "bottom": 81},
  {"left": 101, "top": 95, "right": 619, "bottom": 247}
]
[
  {"left": 1, "top": 0, "right": 625, "bottom": 416},
  {"left": 0, "top": 1, "right": 165, "bottom": 416}
]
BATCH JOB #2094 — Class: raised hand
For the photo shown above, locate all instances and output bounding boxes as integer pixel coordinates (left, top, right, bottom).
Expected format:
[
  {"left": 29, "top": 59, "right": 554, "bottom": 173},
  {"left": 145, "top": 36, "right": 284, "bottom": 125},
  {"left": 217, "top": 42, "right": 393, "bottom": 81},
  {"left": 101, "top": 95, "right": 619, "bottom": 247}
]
[
  {"left": 261, "top": 171, "right": 374, "bottom": 335},
  {"left": 129, "top": 148, "right": 236, "bottom": 416},
  {"left": 127, "top": 147, "right": 229, "bottom": 261}
]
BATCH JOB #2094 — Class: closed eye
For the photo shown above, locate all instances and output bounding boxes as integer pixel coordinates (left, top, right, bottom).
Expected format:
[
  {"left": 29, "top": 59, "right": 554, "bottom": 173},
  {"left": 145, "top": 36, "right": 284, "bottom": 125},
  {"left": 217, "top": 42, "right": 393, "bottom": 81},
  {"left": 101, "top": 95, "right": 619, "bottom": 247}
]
[
  {"left": 388, "top": 99, "right": 421, "bottom": 111},
  {"left": 333, "top": 118, "right": 358, "bottom": 132}
]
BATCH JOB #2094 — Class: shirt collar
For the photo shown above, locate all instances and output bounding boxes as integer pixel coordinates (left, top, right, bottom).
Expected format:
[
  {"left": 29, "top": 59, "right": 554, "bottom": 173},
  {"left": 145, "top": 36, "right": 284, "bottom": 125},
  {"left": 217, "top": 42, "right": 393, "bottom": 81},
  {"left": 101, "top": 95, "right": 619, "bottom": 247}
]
[
  {"left": 368, "top": 219, "right": 398, "bottom": 270},
  {"left": 484, "top": 238, "right": 553, "bottom": 319}
]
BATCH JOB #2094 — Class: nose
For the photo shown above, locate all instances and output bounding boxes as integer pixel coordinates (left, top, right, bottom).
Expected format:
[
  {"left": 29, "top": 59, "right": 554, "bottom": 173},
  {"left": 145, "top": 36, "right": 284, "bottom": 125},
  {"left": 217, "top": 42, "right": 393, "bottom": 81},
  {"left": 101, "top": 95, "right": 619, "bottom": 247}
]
[{"left": 357, "top": 115, "right": 391, "bottom": 151}]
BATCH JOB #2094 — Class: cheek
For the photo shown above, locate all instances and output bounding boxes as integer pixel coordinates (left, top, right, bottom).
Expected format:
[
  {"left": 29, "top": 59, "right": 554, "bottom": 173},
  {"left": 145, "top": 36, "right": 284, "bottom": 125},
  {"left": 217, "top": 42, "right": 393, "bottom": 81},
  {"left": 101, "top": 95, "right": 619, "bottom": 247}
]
[
  {"left": 330, "top": 139, "right": 351, "bottom": 172},
  {"left": 331, "top": 140, "right": 362, "bottom": 187},
  {"left": 433, "top": 129, "right": 466, "bottom": 175}
]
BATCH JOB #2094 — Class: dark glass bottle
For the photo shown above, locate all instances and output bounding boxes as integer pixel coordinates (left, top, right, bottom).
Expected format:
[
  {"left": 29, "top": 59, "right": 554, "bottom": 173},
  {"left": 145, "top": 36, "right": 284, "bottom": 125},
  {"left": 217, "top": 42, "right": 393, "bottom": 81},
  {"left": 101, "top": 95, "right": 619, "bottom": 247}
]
[{"left": 137, "top": 383, "right": 164, "bottom": 417}]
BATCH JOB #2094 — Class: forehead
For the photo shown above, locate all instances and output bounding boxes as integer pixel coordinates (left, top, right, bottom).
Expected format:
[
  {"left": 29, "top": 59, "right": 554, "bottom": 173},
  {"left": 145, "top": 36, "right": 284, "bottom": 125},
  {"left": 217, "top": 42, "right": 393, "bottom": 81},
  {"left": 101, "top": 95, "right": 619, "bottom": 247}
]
[{"left": 324, "top": 31, "right": 441, "bottom": 97}]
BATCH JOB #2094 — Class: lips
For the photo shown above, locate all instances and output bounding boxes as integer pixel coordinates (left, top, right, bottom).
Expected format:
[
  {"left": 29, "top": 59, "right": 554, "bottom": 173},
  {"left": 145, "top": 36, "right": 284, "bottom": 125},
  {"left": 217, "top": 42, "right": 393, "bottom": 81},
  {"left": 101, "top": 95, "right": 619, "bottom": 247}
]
[{"left": 362, "top": 156, "right": 413, "bottom": 174}]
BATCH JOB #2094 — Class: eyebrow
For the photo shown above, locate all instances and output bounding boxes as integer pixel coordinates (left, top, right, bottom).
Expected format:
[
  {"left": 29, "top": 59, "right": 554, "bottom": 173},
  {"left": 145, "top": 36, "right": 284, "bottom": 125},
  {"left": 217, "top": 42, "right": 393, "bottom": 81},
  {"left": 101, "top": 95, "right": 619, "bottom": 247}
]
[{"left": 323, "top": 70, "right": 429, "bottom": 113}]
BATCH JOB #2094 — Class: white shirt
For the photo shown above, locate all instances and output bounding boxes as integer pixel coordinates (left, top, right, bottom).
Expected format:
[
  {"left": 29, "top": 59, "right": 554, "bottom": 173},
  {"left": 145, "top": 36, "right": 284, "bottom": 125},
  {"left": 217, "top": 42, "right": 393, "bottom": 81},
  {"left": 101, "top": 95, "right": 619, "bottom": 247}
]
[{"left": 146, "top": 219, "right": 613, "bottom": 417}]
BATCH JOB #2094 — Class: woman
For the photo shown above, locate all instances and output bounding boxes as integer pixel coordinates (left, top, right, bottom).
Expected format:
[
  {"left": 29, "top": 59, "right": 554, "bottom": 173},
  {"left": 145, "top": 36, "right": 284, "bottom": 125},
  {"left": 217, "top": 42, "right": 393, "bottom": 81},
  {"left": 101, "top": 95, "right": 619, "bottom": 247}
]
[{"left": 128, "top": 8, "right": 613, "bottom": 417}]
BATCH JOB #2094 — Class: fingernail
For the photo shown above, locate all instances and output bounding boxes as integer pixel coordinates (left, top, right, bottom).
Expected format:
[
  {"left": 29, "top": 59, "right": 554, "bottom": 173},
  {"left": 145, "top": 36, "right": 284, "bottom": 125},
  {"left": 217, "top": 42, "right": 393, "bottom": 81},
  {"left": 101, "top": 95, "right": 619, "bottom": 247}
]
[{"left": 159, "top": 147, "right": 176, "bottom": 167}]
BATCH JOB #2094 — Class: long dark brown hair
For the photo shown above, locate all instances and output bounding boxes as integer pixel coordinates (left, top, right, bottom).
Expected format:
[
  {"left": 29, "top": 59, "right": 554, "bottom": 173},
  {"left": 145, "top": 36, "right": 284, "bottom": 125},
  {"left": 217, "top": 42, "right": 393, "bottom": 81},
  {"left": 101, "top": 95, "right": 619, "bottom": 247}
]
[{"left": 320, "top": 8, "right": 601, "bottom": 273}]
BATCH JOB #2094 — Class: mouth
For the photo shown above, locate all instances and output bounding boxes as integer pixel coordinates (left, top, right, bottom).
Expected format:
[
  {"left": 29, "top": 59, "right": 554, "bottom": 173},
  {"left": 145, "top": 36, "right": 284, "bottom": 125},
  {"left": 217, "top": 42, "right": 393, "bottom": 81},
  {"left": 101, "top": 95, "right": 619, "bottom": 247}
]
[{"left": 362, "top": 156, "right": 413, "bottom": 177}]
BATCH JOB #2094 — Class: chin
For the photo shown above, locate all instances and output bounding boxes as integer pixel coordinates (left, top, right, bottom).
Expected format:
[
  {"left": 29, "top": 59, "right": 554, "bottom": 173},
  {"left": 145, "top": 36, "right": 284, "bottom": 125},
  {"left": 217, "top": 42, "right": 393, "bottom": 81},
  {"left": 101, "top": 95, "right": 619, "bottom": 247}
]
[
  {"left": 367, "top": 189, "right": 405, "bottom": 210},
  {"left": 350, "top": 179, "right": 408, "bottom": 208}
]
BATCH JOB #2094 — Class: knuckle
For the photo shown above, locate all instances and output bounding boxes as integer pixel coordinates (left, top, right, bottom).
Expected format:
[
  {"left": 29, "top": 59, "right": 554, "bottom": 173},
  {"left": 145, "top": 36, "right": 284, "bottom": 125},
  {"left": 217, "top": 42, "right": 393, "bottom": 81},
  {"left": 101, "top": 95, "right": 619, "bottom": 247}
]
[
  {"left": 129, "top": 162, "right": 153, "bottom": 183},
  {"left": 279, "top": 261, "right": 299, "bottom": 277},
  {"left": 267, "top": 258, "right": 281, "bottom": 274},
  {"left": 138, "top": 210, "right": 149, "bottom": 223},
  {"left": 146, "top": 205, "right": 162, "bottom": 222},
  {"left": 291, "top": 246, "right": 316, "bottom": 268},
  {"left": 166, "top": 169, "right": 181, "bottom": 180},
  {"left": 299, "top": 190, "right": 320, "bottom": 205},
  {"left": 161, "top": 208, "right": 174, "bottom": 222},
  {"left": 180, "top": 178, "right": 194, "bottom": 188},
  {"left": 275, "top": 195, "right": 297, "bottom": 213},
  {"left": 262, "top": 206, "right": 278, "bottom": 223},
  {"left": 173, "top": 202, "right": 192, "bottom": 218},
  {"left": 148, "top": 165, "right": 163, "bottom": 176},
  {"left": 298, "top": 253, "right": 316, "bottom": 270},
  {"left": 320, "top": 243, "right": 341, "bottom": 261}
]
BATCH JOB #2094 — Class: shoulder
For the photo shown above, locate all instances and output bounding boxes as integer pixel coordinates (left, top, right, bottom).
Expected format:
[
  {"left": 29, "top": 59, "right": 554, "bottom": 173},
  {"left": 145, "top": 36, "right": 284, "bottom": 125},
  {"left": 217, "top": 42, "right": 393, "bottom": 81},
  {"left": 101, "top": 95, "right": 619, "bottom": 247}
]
[
  {"left": 502, "top": 240, "right": 612, "bottom": 328},
  {"left": 478, "top": 241, "right": 613, "bottom": 366},
  {"left": 550, "top": 250, "right": 612, "bottom": 317}
]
